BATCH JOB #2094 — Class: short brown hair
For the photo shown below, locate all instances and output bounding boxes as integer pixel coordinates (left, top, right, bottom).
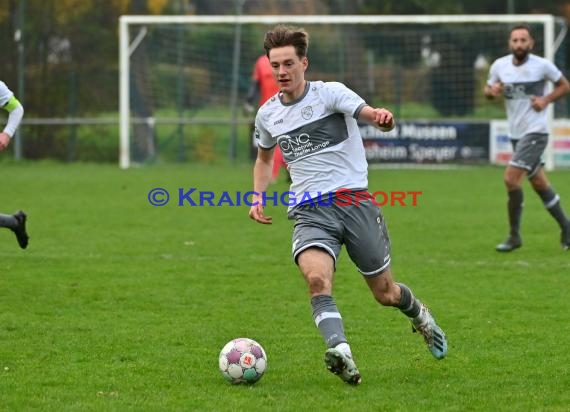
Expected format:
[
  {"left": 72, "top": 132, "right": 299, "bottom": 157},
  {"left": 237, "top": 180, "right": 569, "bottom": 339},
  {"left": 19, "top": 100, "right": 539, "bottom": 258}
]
[
  {"left": 264, "top": 25, "right": 309, "bottom": 59},
  {"left": 510, "top": 23, "right": 533, "bottom": 39}
]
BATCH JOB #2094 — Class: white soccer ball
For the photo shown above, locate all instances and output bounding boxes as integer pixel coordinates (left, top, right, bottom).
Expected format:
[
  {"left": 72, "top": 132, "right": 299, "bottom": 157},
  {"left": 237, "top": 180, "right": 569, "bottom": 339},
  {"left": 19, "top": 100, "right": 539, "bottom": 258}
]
[{"left": 218, "top": 337, "right": 267, "bottom": 384}]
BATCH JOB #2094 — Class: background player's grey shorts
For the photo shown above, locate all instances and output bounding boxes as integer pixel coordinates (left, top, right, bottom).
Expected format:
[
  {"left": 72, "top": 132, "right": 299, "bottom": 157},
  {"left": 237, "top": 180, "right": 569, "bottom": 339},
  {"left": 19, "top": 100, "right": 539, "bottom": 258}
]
[
  {"left": 288, "top": 194, "right": 391, "bottom": 277},
  {"left": 510, "top": 133, "right": 547, "bottom": 178}
]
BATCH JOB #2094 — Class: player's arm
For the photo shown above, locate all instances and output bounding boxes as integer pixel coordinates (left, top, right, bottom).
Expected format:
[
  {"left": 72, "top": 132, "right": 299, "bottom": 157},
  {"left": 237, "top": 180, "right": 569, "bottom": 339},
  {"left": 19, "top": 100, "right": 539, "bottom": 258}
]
[
  {"left": 249, "top": 116, "right": 276, "bottom": 224},
  {"left": 484, "top": 63, "right": 502, "bottom": 100},
  {"left": 531, "top": 75, "right": 570, "bottom": 112},
  {"left": 357, "top": 105, "right": 395, "bottom": 131},
  {"left": 0, "top": 96, "right": 24, "bottom": 151},
  {"left": 249, "top": 145, "right": 275, "bottom": 225},
  {"left": 549, "top": 75, "right": 570, "bottom": 102}
]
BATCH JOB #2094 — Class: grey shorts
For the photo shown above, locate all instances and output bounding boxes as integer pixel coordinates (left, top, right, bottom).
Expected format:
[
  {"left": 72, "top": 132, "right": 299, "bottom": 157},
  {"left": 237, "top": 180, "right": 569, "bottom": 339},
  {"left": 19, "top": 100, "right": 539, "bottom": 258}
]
[
  {"left": 288, "top": 191, "right": 391, "bottom": 277},
  {"left": 510, "top": 133, "right": 547, "bottom": 178}
]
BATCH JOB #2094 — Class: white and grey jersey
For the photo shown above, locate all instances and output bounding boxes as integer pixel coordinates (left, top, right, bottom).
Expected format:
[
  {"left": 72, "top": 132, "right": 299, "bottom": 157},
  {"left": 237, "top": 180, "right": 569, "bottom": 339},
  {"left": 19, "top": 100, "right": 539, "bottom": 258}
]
[
  {"left": 487, "top": 53, "right": 562, "bottom": 139},
  {"left": 0, "top": 81, "right": 14, "bottom": 108},
  {"left": 255, "top": 81, "right": 369, "bottom": 203}
]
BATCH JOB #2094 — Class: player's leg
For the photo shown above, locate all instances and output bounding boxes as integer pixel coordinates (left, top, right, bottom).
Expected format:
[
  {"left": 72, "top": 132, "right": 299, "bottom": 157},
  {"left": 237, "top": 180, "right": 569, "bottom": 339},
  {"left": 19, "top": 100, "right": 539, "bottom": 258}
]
[
  {"left": 0, "top": 210, "right": 28, "bottom": 249},
  {"left": 364, "top": 270, "right": 447, "bottom": 359},
  {"left": 341, "top": 198, "right": 446, "bottom": 359},
  {"left": 297, "top": 248, "right": 361, "bottom": 385},
  {"left": 496, "top": 164, "right": 526, "bottom": 251},
  {"left": 0, "top": 212, "right": 18, "bottom": 230},
  {"left": 529, "top": 168, "right": 570, "bottom": 250},
  {"left": 291, "top": 209, "right": 360, "bottom": 385},
  {"left": 496, "top": 135, "right": 544, "bottom": 252}
]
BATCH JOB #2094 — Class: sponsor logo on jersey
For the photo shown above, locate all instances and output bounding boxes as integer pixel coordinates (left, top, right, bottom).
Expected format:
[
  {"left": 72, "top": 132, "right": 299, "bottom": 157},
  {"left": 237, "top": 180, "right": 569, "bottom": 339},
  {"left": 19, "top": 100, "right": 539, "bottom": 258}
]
[
  {"left": 277, "top": 132, "right": 331, "bottom": 158},
  {"left": 275, "top": 114, "right": 347, "bottom": 161},
  {"left": 504, "top": 81, "right": 544, "bottom": 100}
]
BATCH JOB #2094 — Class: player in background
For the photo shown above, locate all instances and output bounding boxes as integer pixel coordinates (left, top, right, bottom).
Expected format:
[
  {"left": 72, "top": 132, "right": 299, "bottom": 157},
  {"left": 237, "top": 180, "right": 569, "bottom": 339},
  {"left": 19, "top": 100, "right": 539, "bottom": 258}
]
[
  {"left": 0, "top": 80, "right": 29, "bottom": 249},
  {"left": 248, "top": 25, "right": 447, "bottom": 385},
  {"left": 484, "top": 24, "right": 570, "bottom": 252},
  {"left": 244, "top": 54, "right": 290, "bottom": 183}
]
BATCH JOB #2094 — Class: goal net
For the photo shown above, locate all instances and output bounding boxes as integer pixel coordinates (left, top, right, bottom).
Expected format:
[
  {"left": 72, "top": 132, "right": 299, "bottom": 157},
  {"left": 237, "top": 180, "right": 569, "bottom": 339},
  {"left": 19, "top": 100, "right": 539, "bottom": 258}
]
[{"left": 119, "top": 15, "right": 568, "bottom": 169}]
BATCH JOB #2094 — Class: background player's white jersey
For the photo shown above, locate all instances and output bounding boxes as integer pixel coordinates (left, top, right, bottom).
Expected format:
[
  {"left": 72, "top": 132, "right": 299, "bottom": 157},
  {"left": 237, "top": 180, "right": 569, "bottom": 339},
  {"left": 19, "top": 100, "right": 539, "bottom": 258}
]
[
  {"left": 0, "top": 81, "right": 15, "bottom": 108},
  {"left": 487, "top": 53, "right": 562, "bottom": 139},
  {"left": 255, "top": 81, "right": 369, "bottom": 201}
]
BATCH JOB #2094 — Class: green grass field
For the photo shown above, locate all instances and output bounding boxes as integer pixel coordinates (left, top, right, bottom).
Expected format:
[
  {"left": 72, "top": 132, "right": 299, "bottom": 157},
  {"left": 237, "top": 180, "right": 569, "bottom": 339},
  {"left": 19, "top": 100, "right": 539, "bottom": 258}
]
[{"left": 1, "top": 161, "right": 569, "bottom": 411}]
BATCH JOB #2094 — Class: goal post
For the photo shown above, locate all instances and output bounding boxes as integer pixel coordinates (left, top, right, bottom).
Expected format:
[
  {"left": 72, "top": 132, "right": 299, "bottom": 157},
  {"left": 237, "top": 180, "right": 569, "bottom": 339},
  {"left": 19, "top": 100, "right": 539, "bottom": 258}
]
[{"left": 119, "top": 14, "right": 564, "bottom": 169}]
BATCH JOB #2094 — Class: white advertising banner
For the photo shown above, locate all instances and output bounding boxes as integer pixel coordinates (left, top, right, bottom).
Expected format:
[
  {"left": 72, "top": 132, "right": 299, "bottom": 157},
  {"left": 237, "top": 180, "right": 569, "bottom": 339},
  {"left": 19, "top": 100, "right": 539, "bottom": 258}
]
[{"left": 490, "top": 119, "right": 570, "bottom": 168}]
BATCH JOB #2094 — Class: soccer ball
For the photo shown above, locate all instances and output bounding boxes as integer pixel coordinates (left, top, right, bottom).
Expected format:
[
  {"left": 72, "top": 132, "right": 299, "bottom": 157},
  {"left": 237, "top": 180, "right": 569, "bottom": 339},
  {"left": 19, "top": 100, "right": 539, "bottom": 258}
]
[{"left": 218, "top": 337, "right": 267, "bottom": 384}]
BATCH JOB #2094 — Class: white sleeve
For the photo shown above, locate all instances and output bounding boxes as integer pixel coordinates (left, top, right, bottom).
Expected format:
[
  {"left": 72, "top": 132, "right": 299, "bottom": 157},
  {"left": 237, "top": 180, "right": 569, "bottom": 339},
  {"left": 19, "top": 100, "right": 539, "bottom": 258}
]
[
  {"left": 254, "top": 113, "right": 275, "bottom": 149},
  {"left": 3, "top": 103, "right": 24, "bottom": 137},
  {"left": 487, "top": 61, "right": 500, "bottom": 86},
  {"left": 544, "top": 59, "right": 563, "bottom": 83},
  {"left": 320, "top": 82, "right": 366, "bottom": 118},
  {"left": 0, "top": 81, "right": 14, "bottom": 107}
]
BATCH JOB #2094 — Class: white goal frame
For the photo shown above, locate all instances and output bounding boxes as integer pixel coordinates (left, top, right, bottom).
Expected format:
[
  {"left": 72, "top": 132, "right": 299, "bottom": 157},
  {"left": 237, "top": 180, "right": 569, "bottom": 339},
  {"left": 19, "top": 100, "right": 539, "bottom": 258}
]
[{"left": 119, "top": 14, "right": 559, "bottom": 169}]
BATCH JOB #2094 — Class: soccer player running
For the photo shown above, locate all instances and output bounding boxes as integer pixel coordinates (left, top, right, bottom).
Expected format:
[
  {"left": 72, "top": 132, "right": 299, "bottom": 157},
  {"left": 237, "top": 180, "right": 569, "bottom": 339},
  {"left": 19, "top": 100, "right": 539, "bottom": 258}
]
[
  {"left": 0, "top": 80, "right": 29, "bottom": 249},
  {"left": 248, "top": 25, "right": 447, "bottom": 385},
  {"left": 484, "top": 24, "right": 570, "bottom": 252}
]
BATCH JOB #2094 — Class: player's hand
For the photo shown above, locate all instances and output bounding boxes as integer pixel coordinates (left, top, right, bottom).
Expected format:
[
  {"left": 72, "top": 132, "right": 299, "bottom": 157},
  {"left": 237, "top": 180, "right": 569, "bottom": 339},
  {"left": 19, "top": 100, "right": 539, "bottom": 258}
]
[
  {"left": 530, "top": 95, "right": 548, "bottom": 112},
  {"left": 249, "top": 199, "right": 272, "bottom": 225},
  {"left": 372, "top": 108, "right": 394, "bottom": 131},
  {"left": 486, "top": 82, "right": 503, "bottom": 98},
  {"left": 0, "top": 133, "right": 11, "bottom": 151}
]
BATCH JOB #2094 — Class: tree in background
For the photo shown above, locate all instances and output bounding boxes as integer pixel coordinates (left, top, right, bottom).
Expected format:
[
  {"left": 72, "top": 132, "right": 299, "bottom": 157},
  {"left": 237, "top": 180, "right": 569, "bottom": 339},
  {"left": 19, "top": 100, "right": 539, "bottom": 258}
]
[
  {"left": 1, "top": 0, "right": 569, "bottom": 160},
  {"left": 1, "top": 0, "right": 568, "bottom": 119}
]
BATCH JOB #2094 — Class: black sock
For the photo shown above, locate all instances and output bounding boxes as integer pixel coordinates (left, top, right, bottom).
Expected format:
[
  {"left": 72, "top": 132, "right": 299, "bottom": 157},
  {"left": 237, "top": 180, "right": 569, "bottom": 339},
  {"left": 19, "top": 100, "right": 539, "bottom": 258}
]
[
  {"left": 507, "top": 189, "right": 524, "bottom": 237},
  {"left": 311, "top": 295, "right": 347, "bottom": 348},
  {"left": 536, "top": 187, "right": 569, "bottom": 229},
  {"left": 0, "top": 214, "right": 17, "bottom": 229},
  {"left": 396, "top": 283, "right": 421, "bottom": 318}
]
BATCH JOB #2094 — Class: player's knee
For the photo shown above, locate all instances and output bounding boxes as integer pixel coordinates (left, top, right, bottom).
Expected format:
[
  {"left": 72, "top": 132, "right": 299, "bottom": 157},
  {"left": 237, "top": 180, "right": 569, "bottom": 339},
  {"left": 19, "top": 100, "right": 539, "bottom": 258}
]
[
  {"left": 305, "top": 273, "right": 330, "bottom": 295},
  {"left": 529, "top": 172, "right": 549, "bottom": 191},
  {"left": 504, "top": 174, "right": 521, "bottom": 191},
  {"left": 504, "top": 166, "right": 528, "bottom": 190}
]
